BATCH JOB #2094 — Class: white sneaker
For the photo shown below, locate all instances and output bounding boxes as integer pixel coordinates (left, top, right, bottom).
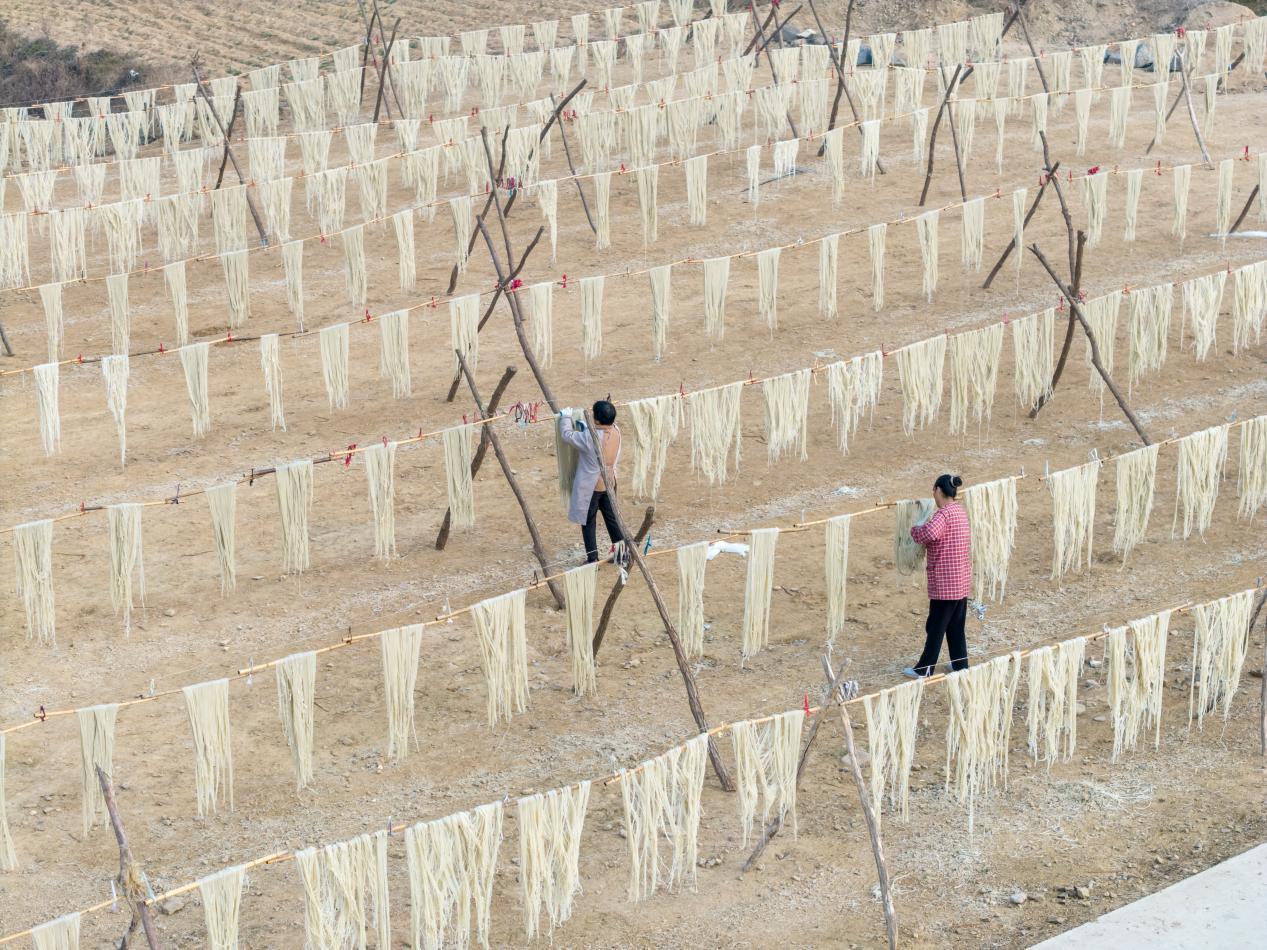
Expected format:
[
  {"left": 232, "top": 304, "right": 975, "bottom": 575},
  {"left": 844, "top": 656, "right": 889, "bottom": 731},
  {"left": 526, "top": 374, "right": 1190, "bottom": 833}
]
[{"left": 900, "top": 666, "right": 921, "bottom": 679}]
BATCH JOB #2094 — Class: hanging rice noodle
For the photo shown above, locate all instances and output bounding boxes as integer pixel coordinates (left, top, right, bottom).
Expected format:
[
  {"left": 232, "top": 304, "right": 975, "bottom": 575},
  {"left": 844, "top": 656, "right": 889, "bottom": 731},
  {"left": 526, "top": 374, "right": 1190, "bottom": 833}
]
[
  {"left": 443, "top": 424, "right": 477, "bottom": 530},
  {"left": 948, "top": 323, "right": 1003, "bottom": 435},
  {"left": 257, "top": 334, "right": 285, "bottom": 431},
  {"left": 275, "top": 651, "right": 317, "bottom": 789},
  {"left": 471, "top": 589, "right": 530, "bottom": 726},
  {"left": 77, "top": 703, "right": 117, "bottom": 835},
  {"left": 894, "top": 335, "right": 946, "bottom": 434},
  {"left": 1106, "top": 609, "right": 1171, "bottom": 758},
  {"left": 761, "top": 369, "right": 810, "bottom": 462},
  {"left": 1181, "top": 271, "right": 1227, "bottom": 362},
  {"left": 1172, "top": 163, "right": 1191, "bottom": 243},
  {"left": 824, "top": 513, "right": 853, "bottom": 647},
  {"left": 101, "top": 355, "right": 129, "bottom": 464},
  {"left": 183, "top": 679, "right": 233, "bottom": 815},
  {"left": 319, "top": 323, "right": 350, "bottom": 411},
  {"left": 1082, "top": 171, "right": 1108, "bottom": 247},
  {"left": 379, "top": 310, "right": 412, "bottom": 398},
  {"left": 959, "top": 476, "right": 1018, "bottom": 602},
  {"left": 14, "top": 519, "right": 56, "bottom": 644},
  {"left": 1047, "top": 459, "right": 1101, "bottom": 579},
  {"left": 381, "top": 623, "right": 424, "bottom": 761},
  {"left": 1012, "top": 307, "right": 1054, "bottom": 409},
  {"left": 1025, "top": 637, "right": 1086, "bottom": 765},
  {"left": 1112, "top": 444, "right": 1159, "bottom": 563},
  {"left": 702, "top": 256, "right": 729, "bottom": 337},
  {"left": 825, "top": 351, "right": 883, "bottom": 454},
  {"left": 39, "top": 283, "right": 63, "bottom": 362},
  {"left": 894, "top": 499, "right": 934, "bottom": 575},
  {"left": 943, "top": 652, "right": 1022, "bottom": 833},
  {"left": 741, "top": 528, "right": 778, "bottom": 659},
  {"left": 563, "top": 562, "right": 598, "bottom": 697},
  {"left": 518, "top": 781, "right": 591, "bottom": 939},
  {"left": 625, "top": 394, "right": 682, "bottom": 500},
  {"left": 862, "top": 678, "right": 923, "bottom": 828},
  {"left": 1172, "top": 424, "right": 1228, "bottom": 540},
  {"left": 1128, "top": 283, "right": 1173, "bottom": 390},
  {"left": 33, "top": 362, "right": 60, "bottom": 456},
  {"left": 178, "top": 341, "right": 212, "bottom": 438},
  {"left": 618, "top": 733, "right": 707, "bottom": 902},
  {"left": 916, "top": 209, "right": 939, "bottom": 300},
  {"left": 106, "top": 272, "right": 130, "bottom": 355},
  {"left": 818, "top": 232, "right": 839, "bottom": 321},
  {"left": 198, "top": 864, "right": 245, "bottom": 950},
  {"left": 960, "top": 197, "right": 985, "bottom": 271},
  {"left": 1188, "top": 588, "right": 1254, "bottom": 728},
  {"left": 685, "top": 154, "right": 707, "bottom": 225},
  {"left": 1123, "top": 167, "right": 1143, "bottom": 241},
  {"left": 687, "top": 382, "right": 743, "bottom": 484},
  {"left": 594, "top": 172, "right": 611, "bottom": 250},
  {"left": 580, "top": 275, "right": 604, "bottom": 360},
  {"left": 731, "top": 710, "right": 803, "bottom": 844},
  {"left": 1238, "top": 414, "right": 1267, "bottom": 520},
  {"left": 868, "top": 222, "right": 886, "bottom": 311},
  {"left": 107, "top": 503, "right": 145, "bottom": 627},
  {"left": 294, "top": 830, "right": 390, "bottom": 950},
  {"left": 648, "top": 264, "right": 672, "bottom": 359},
  {"left": 756, "top": 247, "right": 781, "bottom": 330},
  {"left": 676, "top": 541, "right": 708, "bottom": 659},
  {"left": 206, "top": 483, "right": 237, "bottom": 594},
  {"left": 274, "top": 459, "right": 314, "bottom": 573}
]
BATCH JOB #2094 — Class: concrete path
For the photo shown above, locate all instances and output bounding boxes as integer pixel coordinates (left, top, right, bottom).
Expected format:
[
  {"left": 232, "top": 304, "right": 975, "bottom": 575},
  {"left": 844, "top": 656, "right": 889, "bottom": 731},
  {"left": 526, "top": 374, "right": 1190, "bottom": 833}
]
[{"left": 1032, "top": 842, "right": 1267, "bottom": 948}]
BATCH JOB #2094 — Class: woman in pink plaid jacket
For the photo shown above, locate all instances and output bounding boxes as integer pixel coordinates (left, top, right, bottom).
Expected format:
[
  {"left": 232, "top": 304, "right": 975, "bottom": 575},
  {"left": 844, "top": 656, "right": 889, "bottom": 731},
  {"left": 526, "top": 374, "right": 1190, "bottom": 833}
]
[{"left": 903, "top": 474, "right": 972, "bottom": 678}]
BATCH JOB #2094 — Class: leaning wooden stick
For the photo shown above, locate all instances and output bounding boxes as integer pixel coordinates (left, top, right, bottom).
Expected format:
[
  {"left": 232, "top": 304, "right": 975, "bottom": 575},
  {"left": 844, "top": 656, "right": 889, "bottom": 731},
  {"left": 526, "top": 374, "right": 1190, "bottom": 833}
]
[
  {"left": 584, "top": 409, "right": 735, "bottom": 792},
  {"left": 982, "top": 160, "right": 1061, "bottom": 288},
  {"left": 549, "top": 93, "right": 599, "bottom": 235},
  {"left": 369, "top": 0, "right": 405, "bottom": 117},
  {"left": 1175, "top": 49, "right": 1214, "bottom": 169},
  {"left": 940, "top": 66, "right": 969, "bottom": 202},
  {"left": 192, "top": 66, "right": 268, "bottom": 246},
  {"left": 1229, "top": 184, "right": 1261, "bottom": 235},
  {"left": 917, "top": 63, "right": 964, "bottom": 206},
  {"left": 591, "top": 506, "right": 656, "bottom": 657},
  {"left": 1029, "top": 242, "right": 1153, "bottom": 445},
  {"left": 741, "top": 657, "right": 854, "bottom": 872},
  {"left": 97, "top": 766, "right": 161, "bottom": 950},
  {"left": 436, "top": 366, "right": 517, "bottom": 549},
  {"left": 1252, "top": 589, "right": 1266, "bottom": 755},
  {"left": 747, "top": 0, "right": 799, "bottom": 139},
  {"left": 1030, "top": 230, "right": 1087, "bottom": 418},
  {"left": 456, "top": 351, "right": 565, "bottom": 609},
  {"left": 808, "top": 0, "right": 885, "bottom": 174},
  {"left": 371, "top": 18, "right": 402, "bottom": 124},
  {"left": 212, "top": 86, "right": 242, "bottom": 189}
]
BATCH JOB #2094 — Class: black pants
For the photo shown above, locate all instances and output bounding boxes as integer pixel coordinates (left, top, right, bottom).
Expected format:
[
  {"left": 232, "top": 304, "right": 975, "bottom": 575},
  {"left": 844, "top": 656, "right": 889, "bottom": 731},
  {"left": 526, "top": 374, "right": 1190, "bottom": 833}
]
[
  {"left": 582, "top": 491, "right": 624, "bottom": 562},
  {"left": 914, "top": 598, "right": 969, "bottom": 676}
]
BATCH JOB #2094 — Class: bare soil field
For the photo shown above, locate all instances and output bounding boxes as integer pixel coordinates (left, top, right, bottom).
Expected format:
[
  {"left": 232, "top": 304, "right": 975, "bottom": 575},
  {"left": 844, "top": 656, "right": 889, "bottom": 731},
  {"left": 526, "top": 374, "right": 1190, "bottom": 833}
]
[{"left": 1, "top": 2, "right": 1266, "bottom": 947}]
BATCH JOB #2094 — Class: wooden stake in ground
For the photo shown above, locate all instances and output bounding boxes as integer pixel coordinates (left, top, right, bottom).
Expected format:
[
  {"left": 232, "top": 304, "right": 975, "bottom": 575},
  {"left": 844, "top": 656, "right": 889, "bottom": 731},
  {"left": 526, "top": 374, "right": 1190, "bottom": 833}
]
[
  {"left": 456, "top": 352, "right": 565, "bottom": 610},
  {"left": 1176, "top": 49, "right": 1214, "bottom": 168},
  {"left": 1029, "top": 243, "right": 1153, "bottom": 445},
  {"left": 191, "top": 66, "right": 268, "bottom": 246},
  {"left": 807, "top": 0, "right": 885, "bottom": 174},
  {"left": 917, "top": 64, "right": 964, "bottom": 206},
  {"left": 583, "top": 409, "right": 734, "bottom": 792},
  {"left": 97, "top": 766, "right": 161, "bottom": 949},
  {"left": 1030, "top": 229, "right": 1086, "bottom": 418},
  {"left": 1228, "top": 185, "right": 1260, "bottom": 235},
  {"left": 827, "top": 658, "right": 897, "bottom": 950},
  {"left": 983, "top": 161, "right": 1061, "bottom": 288},
  {"left": 591, "top": 506, "right": 655, "bottom": 656},
  {"left": 371, "top": 17, "right": 402, "bottom": 123},
  {"left": 436, "top": 366, "right": 517, "bottom": 548}
]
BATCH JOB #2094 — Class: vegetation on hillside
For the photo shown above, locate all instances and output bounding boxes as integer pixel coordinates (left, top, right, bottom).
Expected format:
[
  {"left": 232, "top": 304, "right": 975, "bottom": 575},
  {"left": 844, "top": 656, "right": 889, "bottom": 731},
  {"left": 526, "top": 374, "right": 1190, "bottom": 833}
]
[{"left": 0, "top": 19, "right": 151, "bottom": 109}]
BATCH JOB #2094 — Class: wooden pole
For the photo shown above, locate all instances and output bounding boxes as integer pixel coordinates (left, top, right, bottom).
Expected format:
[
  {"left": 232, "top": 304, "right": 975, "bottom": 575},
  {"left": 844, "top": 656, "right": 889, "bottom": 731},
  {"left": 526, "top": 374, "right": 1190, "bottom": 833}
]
[
  {"left": 436, "top": 366, "right": 517, "bottom": 549},
  {"left": 940, "top": 67, "right": 969, "bottom": 202},
  {"left": 548, "top": 93, "right": 599, "bottom": 235},
  {"left": 1175, "top": 49, "right": 1214, "bottom": 169},
  {"left": 369, "top": 0, "right": 405, "bottom": 118},
  {"left": 982, "top": 161, "right": 1060, "bottom": 289},
  {"left": 0, "top": 322, "right": 13, "bottom": 357},
  {"left": 747, "top": 1, "right": 799, "bottom": 139},
  {"left": 356, "top": 2, "right": 379, "bottom": 104},
  {"left": 808, "top": 0, "right": 885, "bottom": 174},
  {"left": 1029, "top": 243, "right": 1153, "bottom": 445},
  {"left": 591, "top": 506, "right": 656, "bottom": 656},
  {"left": 371, "top": 18, "right": 402, "bottom": 124},
  {"left": 191, "top": 66, "right": 269, "bottom": 246},
  {"left": 741, "top": 657, "right": 854, "bottom": 871},
  {"left": 917, "top": 64, "right": 963, "bottom": 206},
  {"left": 1229, "top": 184, "right": 1260, "bottom": 235},
  {"left": 212, "top": 86, "right": 241, "bottom": 189},
  {"left": 96, "top": 766, "right": 161, "bottom": 950},
  {"left": 741, "top": 5, "right": 781, "bottom": 55},
  {"left": 1030, "top": 230, "right": 1086, "bottom": 418},
  {"left": 456, "top": 352, "right": 565, "bottom": 610},
  {"left": 833, "top": 669, "right": 898, "bottom": 950},
  {"left": 1144, "top": 80, "right": 1186, "bottom": 155},
  {"left": 444, "top": 79, "right": 587, "bottom": 296},
  {"left": 443, "top": 221, "right": 545, "bottom": 402},
  {"left": 1249, "top": 589, "right": 1267, "bottom": 755},
  {"left": 583, "top": 409, "right": 734, "bottom": 792}
]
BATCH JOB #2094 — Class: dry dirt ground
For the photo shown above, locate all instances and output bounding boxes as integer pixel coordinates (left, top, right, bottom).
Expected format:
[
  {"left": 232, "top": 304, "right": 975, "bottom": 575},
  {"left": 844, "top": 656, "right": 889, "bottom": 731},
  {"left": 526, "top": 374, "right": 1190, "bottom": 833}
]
[{"left": 1, "top": 2, "right": 1266, "bottom": 948}]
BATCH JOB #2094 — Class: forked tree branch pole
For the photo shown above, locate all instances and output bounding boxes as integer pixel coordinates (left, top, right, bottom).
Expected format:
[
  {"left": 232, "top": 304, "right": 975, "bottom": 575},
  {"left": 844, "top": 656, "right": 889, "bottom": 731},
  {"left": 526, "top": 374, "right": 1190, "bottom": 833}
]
[
  {"left": 191, "top": 67, "right": 268, "bottom": 246},
  {"left": 1030, "top": 229, "right": 1086, "bottom": 418},
  {"left": 436, "top": 366, "right": 517, "bottom": 548},
  {"left": 97, "top": 766, "right": 161, "bottom": 949},
  {"left": 584, "top": 410, "right": 734, "bottom": 792},
  {"left": 591, "top": 506, "right": 656, "bottom": 656},
  {"left": 982, "top": 161, "right": 1061, "bottom": 288},
  {"left": 456, "top": 352, "right": 565, "bottom": 609},
  {"left": 917, "top": 64, "right": 964, "bottom": 206},
  {"left": 1029, "top": 243, "right": 1153, "bottom": 445}
]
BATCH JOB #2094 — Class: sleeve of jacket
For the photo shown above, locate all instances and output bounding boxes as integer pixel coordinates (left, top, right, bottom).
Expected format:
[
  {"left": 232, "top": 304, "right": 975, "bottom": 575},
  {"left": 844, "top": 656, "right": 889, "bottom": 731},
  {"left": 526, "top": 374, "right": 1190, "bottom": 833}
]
[
  {"left": 559, "top": 417, "right": 596, "bottom": 455},
  {"left": 910, "top": 507, "right": 946, "bottom": 544}
]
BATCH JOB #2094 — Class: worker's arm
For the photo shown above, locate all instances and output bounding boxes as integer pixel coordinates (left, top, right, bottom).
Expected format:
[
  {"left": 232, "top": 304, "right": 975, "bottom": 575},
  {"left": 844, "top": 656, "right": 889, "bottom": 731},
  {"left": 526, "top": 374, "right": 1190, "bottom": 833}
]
[
  {"left": 910, "top": 508, "right": 946, "bottom": 545},
  {"left": 558, "top": 416, "right": 596, "bottom": 454}
]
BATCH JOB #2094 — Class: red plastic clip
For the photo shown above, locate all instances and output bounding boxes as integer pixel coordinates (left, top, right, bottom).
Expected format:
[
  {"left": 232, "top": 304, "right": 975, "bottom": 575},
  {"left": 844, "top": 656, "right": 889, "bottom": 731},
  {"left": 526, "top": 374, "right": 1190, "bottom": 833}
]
[
  {"left": 430, "top": 296, "right": 437, "bottom": 309},
  {"left": 319, "top": 233, "right": 328, "bottom": 244},
  {"left": 381, "top": 435, "right": 389, "bottom": 447},
  {"left": 77, "top": 354, "right": 84, "bottom": 364},
  {"left": 364, "top": 308, "right": 372, "bottom": 322},
  {"left": 803, "top": 693, "right": 809, "bottom": 715},
  {"left": 1088, "top": 165, "right": 1101, "bottom": 175},
  {"left": 560, "top": 273, "right": 568, "bottom": 289},
  {"left": 226, "top": 330, "right": 233, "bottom": 342},
  {"left": 79, "top": 501, "right": 85, "bottom": 513},
  {"left": 679, "top": 381, "right": 687, "bottom": 398},
  {"left": 1155, "top": 160, "right": 1163, "bottom": 176},
  {"left": 344, "top": 444, "right": 357, "bottom": 468},
  {"left": 1244, "top": 145, "right": 1251, "bottom": 161},
  {"left": 158, "top": 343, "right": 165, "bottom": 354}
]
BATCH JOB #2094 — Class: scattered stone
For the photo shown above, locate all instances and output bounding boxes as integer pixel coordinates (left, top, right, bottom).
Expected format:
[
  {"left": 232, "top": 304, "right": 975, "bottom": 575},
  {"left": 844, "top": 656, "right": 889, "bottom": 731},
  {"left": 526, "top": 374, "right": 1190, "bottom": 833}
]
[
  {"left": 159, "top": 896, "right": 187, "bottom": 915},
  {"left": 1086, "top": 657, "right": 1102, "bottom": 668},
  {"left": 1009, "top": 891, "right": 1028, "bottom": 906},
  {"left": 1074, "top": 702, "right": 1087, "bottom": 716},
  {"left": 1092, "top": 714, "right": 1107, "bottom": 722},
  {"left": 1074, "top": 885, "right": 1091, "bottom": 899},
  {"left": 163, "top": 608, "right": 176, "bottom": 617}
]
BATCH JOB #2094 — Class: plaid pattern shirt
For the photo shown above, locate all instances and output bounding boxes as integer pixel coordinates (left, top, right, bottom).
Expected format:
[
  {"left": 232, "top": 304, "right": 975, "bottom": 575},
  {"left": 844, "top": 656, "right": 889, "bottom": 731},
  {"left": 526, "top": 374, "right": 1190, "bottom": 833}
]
[{"left": 910, "top": 501, "right": 972, "bottom": 600}]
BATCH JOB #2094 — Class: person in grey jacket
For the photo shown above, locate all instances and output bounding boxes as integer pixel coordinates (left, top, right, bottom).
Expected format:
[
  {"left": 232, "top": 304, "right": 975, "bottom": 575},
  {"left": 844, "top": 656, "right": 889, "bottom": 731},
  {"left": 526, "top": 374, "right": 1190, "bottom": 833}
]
[{"left": 558, "top": 400, "right": 625, "bottom": 563}]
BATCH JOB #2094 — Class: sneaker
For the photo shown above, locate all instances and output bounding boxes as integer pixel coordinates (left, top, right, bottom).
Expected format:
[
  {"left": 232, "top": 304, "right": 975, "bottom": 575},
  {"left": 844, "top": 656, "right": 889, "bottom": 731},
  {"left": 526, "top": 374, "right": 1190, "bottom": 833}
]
[{"left": 900, "top": 666, "right": 921, "bottom": 679}]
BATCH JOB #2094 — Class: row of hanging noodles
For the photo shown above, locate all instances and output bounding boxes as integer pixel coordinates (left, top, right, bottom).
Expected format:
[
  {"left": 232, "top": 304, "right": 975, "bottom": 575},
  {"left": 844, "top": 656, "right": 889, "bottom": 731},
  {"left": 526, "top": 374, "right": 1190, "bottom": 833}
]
[
  {"left": 6, "top": 583, "right": 1259, "bottom": 944},
  {"left": 5, "top": 48, "right": 1254, "bottom": 307},
  {"left": 14, "top": 143, "right": 1261, "bottom": 434},
  {"left": 11, "top": 296, "right": 1265, "bottom": 641}
]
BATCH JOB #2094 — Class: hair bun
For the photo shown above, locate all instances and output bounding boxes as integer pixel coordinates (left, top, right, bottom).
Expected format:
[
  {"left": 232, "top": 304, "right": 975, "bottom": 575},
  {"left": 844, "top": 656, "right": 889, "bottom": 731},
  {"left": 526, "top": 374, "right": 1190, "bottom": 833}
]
[{"left": 952, "top": 475, "right": 963, "bottom": 488}]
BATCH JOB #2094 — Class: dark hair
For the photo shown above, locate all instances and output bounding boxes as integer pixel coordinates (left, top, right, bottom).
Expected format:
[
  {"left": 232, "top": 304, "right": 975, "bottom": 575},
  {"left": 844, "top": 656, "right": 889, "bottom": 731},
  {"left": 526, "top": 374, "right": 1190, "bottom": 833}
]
[
  {"left": 934, "top": 474, "right": 963, "bottom": 498},
  {"left": 593, "top": 400, "right": 617, "bottom": 426}
]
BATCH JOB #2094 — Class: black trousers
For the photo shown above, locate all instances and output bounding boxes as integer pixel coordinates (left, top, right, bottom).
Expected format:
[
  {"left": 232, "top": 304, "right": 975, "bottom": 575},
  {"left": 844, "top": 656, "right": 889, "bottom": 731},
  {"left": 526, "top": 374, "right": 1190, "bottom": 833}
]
[
  {"left": 582, "top": 491, "right": 624, "bottom": 562},
  {"left": 914, "top": 598, "right": 969, "bottom": 676}
]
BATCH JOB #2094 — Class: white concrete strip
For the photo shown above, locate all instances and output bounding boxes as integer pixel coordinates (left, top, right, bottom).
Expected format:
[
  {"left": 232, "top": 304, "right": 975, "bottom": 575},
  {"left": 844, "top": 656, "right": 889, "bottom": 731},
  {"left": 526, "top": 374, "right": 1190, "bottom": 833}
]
[{"left": 1032, "top": 842, "right": 1267, "bottom": 949}]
